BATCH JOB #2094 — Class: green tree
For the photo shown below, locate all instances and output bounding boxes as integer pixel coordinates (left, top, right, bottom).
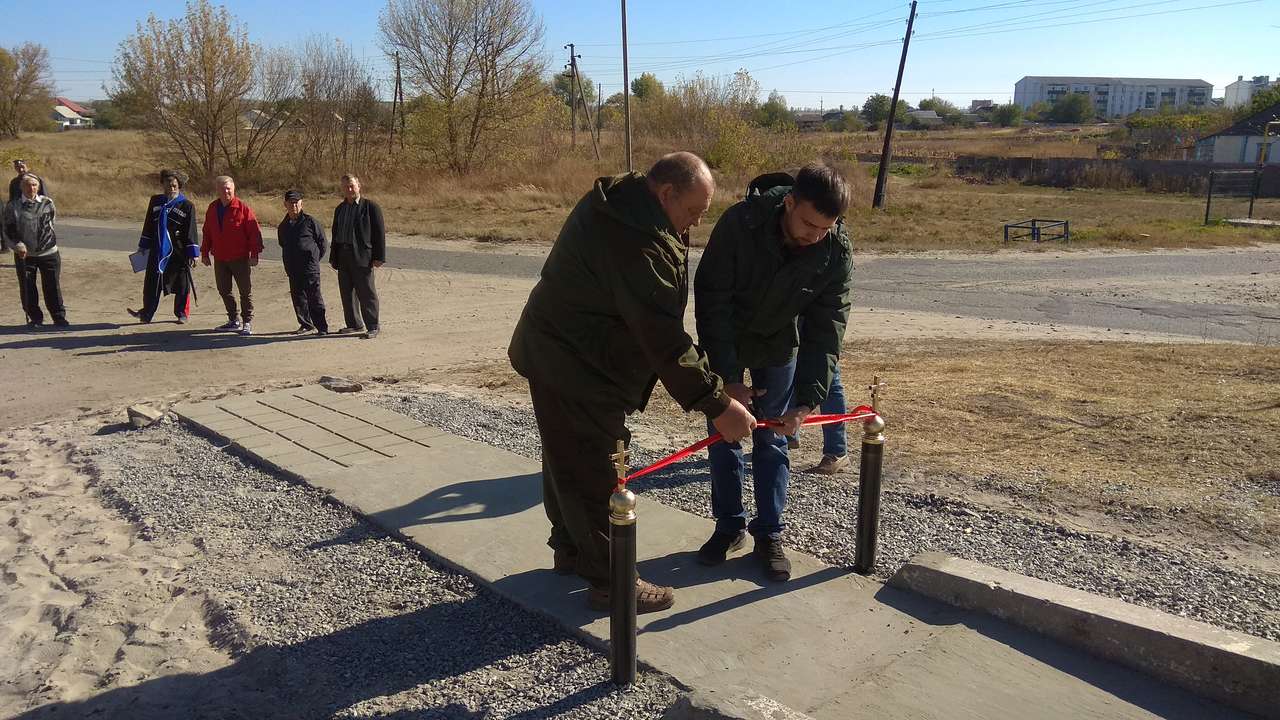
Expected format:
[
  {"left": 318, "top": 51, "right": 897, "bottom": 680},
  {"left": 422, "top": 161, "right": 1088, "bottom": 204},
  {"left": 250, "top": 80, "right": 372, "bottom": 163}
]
[
  {"left": 860, "top": 93, "right": 909, "bottom": 127},
  {"left": 89, "top": 96, "right": 148, "bottom": 130},
  {"left": 553, "top": 70, "right": 596, "bottom": 107},
  {"left": 0, "top": 43, "right": 54, "bottom": 138},
  {"left": 918, "top": 97, "right": 962, "bottom": 124},
  {"left": 1026, "top": 100, "right": 1051, "bottom": 122},
  {"left": 751, "top": 90, "right": 792, "bottom": 130},
  {"left": 992, "top": 103, "right": 1023, "bottom": 127},
  {"left": 1048, "top": 93, "right": 1095, "bottom": 123},
  {"left": 630, "top": 72, "right": 663, "bottom": 100},
  {"left": 1239, "top": 84, "right": 1280, "bottom": 120}
]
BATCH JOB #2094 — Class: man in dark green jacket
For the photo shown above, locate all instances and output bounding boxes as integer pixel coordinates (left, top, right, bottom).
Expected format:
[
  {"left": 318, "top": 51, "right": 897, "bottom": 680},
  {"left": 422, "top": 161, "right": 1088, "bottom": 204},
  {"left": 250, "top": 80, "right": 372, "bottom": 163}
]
[
  {"left": 693, "top": 162, "right": 853, "bottom": 581},
  {"left": 509, "top": 151, "right": 757, "bottom": 613}
]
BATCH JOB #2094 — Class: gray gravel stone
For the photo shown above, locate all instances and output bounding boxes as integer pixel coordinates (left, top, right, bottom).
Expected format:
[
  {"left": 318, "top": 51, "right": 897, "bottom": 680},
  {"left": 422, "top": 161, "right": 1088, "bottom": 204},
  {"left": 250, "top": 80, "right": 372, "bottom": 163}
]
[
  {"left": 74, "top": 423, "right": 680, "bottom": 719},
  {"left": 375, "top": 390, "right": 1280, "bottom": 643}
]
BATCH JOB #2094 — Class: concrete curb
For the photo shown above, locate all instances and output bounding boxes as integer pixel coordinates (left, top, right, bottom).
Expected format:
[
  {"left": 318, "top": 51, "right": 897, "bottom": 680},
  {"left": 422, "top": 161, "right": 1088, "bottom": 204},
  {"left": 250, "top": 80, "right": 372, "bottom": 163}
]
[{"left": 889, "top": 552, "right": 1280, "bottom": 719}]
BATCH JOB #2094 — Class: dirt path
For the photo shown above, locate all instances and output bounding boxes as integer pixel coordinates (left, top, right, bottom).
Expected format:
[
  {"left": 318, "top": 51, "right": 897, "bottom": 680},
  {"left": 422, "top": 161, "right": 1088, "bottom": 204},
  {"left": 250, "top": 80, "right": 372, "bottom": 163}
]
[
  {"left": 0, "top": 247, "right": 1224, "bottom": 430},
  {"left": 57, "top": 218, "right": 1280, "bottom": 342}
]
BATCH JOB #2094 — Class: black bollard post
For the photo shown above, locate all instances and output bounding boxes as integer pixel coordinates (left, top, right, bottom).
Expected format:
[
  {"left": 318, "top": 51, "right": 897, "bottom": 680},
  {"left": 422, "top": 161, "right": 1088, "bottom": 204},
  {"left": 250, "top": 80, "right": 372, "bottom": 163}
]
[
  {"left": 854, "top": 413, "right": 886, "bottom": 575},
  {"left": 608, "top": 441, "right": 637, "bottom": 686},
  {"left": 609, "top": 486, "right": 637, "bottom": 684}
]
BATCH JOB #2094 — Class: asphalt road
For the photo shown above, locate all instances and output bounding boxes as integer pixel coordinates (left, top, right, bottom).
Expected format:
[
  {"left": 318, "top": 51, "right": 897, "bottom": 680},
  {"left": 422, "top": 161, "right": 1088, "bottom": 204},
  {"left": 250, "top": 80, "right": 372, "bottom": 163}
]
[{"left": 58, "top": 219, "right": 1280, "bottom": 343}]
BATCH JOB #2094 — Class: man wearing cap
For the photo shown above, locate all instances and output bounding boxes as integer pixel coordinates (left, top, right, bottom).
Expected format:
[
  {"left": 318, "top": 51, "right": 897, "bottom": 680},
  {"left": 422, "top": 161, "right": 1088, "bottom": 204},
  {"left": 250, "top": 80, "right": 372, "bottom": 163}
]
[
  {"left": 9, "top": 160, "right": 48, "bottom": 203},
  {"left": 278, "top": 189, "right": 329, "bottom": 335}
]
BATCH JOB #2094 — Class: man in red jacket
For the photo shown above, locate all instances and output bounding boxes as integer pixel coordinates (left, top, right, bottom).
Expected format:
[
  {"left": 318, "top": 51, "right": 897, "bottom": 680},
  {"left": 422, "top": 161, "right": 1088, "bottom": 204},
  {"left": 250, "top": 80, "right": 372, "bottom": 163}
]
[{"left": 201, "top": 175, "right": 263, "bottom": 336}]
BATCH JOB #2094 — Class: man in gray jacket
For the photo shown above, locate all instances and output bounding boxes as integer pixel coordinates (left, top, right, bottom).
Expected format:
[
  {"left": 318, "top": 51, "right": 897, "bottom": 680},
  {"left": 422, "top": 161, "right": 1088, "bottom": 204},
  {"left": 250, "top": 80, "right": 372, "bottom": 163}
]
[{"left": 2, "top": 174, "right": 66, "bottom": 328}]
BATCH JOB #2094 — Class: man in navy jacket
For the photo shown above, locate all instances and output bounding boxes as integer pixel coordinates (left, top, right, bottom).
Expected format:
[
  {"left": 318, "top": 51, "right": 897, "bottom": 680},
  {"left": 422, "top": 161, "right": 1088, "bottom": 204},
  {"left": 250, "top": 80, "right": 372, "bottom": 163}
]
[{"left": 278, "top": 189, "right": 329, "bottom": 335}]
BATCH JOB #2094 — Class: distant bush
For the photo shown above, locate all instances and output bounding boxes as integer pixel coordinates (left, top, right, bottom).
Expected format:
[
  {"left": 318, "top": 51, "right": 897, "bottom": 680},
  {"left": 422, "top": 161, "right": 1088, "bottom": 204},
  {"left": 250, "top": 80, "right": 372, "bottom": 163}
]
[{"left": 992, "top": 104, "right": 1023, "bottom": 127}]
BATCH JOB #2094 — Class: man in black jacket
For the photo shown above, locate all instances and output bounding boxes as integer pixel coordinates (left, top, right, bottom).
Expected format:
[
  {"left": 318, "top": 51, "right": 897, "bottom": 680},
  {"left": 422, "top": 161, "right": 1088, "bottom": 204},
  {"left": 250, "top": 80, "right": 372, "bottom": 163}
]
[
  {"left": 279, "top": 189, "right": 328, "bottom": 335},
  {"left": 9, "top": 160, "right": 48, "bottom": 203},
  {"left": 330, "top": 174, "right": 384, "bottom": 339},
  {"left": 129, "top": 169, "right": 199, "bottom": 323}
]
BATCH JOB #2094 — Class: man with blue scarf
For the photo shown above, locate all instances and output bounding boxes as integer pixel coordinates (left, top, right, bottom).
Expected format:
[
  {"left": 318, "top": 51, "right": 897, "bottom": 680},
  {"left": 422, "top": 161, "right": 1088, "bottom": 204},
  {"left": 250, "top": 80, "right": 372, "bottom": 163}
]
[{"left": 129, "top": 170, "right": 199, "bottom": 323}]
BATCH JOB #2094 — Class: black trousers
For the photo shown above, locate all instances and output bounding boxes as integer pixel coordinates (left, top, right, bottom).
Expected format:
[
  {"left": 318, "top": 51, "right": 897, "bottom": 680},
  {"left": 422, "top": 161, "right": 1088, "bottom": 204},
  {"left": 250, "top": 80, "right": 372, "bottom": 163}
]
[
  {"left": 333, "top": 244, "right": 379, "bottom": 331},
  {"left": 140, "top": 263, "right": 190, "bottom": 321},
  {"left": 15, "top": 252, "right": 65, "bottom": 325},
  {"left": 528, "top": 381, "right": 630, "bottom": 588},
  {"left": 287, "top": 269, "right": 327, "bottom": 332}
]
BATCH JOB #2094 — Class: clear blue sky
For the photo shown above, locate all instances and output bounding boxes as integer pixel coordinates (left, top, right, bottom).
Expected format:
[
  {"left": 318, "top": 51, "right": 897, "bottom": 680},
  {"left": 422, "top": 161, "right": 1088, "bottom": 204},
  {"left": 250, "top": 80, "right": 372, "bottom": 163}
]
[{"left": 12, "top": 0, "right": 1277, "bottom": 109}]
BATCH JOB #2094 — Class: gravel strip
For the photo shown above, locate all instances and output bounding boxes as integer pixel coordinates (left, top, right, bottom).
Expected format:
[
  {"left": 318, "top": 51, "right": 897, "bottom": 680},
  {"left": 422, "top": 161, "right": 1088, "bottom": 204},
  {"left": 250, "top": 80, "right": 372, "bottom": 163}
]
[
  {"left": 74, "top": 421, "right": 680, "bottom": 719},
  {"left": 376, "top": 390, "right": 1280, "bottom": 643}
]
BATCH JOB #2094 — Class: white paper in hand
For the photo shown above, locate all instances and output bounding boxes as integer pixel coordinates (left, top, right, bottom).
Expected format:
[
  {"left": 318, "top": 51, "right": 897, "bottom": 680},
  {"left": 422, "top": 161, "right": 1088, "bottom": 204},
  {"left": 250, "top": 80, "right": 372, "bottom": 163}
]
[{"left": 129, "top": 249, "right": 149, "bottom": 273}]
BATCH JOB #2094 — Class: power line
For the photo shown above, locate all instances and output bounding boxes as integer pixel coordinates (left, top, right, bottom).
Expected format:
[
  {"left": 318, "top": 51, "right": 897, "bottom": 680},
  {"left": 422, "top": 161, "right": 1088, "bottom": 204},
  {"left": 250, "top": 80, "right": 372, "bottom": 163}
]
[
  {"left": 918, "top": 0, "right": 1197, "bottom": 36},
  {"left": 572, "top": 6, "right": 902, "bottom": 47},
  {"left": 582, "top": 18, "right": 905, "bottom": 75},
  {"left": 917, "top": 0, "right": 1261, "bottom": 39}
]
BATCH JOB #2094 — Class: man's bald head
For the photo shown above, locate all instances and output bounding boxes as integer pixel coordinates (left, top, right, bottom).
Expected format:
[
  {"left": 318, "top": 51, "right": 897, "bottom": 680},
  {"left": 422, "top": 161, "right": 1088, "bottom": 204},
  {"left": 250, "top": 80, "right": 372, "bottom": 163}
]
[
  {"left": 647, "top": 152, "right": 713, "bottom": 193},
  {"left": 646, "top": 151, "right": 715, "bottom": 235}
]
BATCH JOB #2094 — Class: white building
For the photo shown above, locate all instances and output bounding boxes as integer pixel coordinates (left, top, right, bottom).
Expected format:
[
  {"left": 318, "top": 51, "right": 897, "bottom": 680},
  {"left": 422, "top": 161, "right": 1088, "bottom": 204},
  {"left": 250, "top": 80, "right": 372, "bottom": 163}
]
[
  {"left": 1013, "top": 76, "right": 1212, "bottom": 119},
  {"left": 1224, "top": 75, "right": 1278, "bottom": 109},
  {"left": 51, "top": 104, "right": 92, "bottom": 130},
  {"left": 1195, "top": 100, "right": 1280, "bottom": 164}
]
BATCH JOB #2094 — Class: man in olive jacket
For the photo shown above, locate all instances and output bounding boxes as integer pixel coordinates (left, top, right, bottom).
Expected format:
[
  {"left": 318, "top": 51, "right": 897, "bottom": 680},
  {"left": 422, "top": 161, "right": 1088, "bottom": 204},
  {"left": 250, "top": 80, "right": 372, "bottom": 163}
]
[
  {"left": 693, "top": 162, "right": 853, "bottom": 582},
  {"left": 509, "top": 152, "right": 756, "bottom": 614}
]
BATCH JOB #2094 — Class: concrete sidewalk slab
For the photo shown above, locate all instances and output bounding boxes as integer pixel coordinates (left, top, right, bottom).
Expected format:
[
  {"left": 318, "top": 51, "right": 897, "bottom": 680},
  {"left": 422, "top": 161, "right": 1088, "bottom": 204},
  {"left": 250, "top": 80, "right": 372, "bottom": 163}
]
[
  {"left": 175, "top": 387, "right": 1250, "bottom": 720},
  {"left": 891, "top": 552, "right": 1280, "bottom": 719}
]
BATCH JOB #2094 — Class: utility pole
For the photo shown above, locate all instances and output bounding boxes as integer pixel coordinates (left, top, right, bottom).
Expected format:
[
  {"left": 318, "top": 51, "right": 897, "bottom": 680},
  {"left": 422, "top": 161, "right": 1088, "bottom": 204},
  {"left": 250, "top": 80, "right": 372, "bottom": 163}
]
[
  {"left": 389, "top": 51, "right": 402, "bottom": 154},
  {"left": 873, "top": 0, "right": 918, "bottom": 210},
  {"left": 621, "top": 0, "right": 632, "bottom": 171},
  {"left": 565, "top": 43, "right": 579, "bottom": 147},
  {"left": 395, "top": 51, "right": 405, "bottom": 151},
  {"left": 574, "top": 64, "right": 602, "bottom": 161},
  {"left": 394, "top": 52, "right": 404, "bottom": 149}
]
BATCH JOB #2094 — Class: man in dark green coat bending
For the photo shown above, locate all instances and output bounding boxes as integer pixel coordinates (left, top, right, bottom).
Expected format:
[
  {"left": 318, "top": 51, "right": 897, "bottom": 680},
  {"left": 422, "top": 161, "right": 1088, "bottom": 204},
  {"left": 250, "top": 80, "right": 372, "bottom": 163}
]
[
  {"left": 693, "top": 162, "right": 853, "bottom": 582},
  {"left": 509, "top": 152, "right": 757, "bottom": 613}
]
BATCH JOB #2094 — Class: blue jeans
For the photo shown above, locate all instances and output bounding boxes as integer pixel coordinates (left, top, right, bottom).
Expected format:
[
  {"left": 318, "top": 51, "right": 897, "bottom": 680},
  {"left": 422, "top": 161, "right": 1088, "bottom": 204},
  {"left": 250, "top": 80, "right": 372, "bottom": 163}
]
[
  {"left": 707, "top": 360, "right": 796, "bottom": 539},
  {"left": 783, "top": 366, "right": 848, "bottom": 457},
  {"left": 822, "top": 367, "right": 848, "bottom": 457}
]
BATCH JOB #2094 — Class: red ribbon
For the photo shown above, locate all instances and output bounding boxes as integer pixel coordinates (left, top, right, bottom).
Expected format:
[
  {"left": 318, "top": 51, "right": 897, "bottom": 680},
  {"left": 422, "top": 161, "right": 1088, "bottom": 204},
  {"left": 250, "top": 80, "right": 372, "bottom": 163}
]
[{"left": 621, "top": 405, "right": 878, "bottom": 484}]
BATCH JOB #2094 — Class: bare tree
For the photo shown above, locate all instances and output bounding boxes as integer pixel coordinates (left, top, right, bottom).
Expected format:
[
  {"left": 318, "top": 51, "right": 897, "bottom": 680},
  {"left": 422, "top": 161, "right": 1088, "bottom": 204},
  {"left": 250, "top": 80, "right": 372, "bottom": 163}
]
[
  {"left": 110, "top": 0, "right": 292, "bottom": 180},
  {"left": 380, "top": 0, "right": 547, "bottom": 174},
  {"left": 223, "top": 47, "right": 297, "bottom": 173},
  {"left": 0, "top": 43, "right": 54, "bottom": 139},
  {"left": 292, "top": 37, "right": 384, "bottom": 177}
]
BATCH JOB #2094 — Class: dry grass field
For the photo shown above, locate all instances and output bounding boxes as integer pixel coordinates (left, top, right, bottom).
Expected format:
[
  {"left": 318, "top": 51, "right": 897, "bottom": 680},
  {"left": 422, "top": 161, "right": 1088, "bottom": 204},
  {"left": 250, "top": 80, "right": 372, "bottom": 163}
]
[
  {"left": 4, "top": 129, "right": 1278, "bottom": 251},
  {"left": 436, "top": 339, "right": 1280, "bottom": 559}
]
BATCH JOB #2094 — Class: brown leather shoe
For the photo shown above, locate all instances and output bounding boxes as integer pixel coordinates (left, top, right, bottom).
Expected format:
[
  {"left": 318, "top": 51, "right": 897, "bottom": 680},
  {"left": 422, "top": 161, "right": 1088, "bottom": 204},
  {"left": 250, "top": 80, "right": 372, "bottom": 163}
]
[
  {"left": 587, "top": 578, "right": 675, "bottom": 613},
  {"left": 808, "top": 453, "right": 849, "bottom": 475}
]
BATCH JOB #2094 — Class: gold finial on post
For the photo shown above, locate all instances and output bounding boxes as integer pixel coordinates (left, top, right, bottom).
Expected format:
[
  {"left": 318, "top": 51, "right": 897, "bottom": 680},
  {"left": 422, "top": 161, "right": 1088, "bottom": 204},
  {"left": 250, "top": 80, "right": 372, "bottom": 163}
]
[
  {"left": 868, "top": 375, "right": 887, "bottom": 413},
  {"left": 610, "top": 439, "right": 628, "bottom": 484}
]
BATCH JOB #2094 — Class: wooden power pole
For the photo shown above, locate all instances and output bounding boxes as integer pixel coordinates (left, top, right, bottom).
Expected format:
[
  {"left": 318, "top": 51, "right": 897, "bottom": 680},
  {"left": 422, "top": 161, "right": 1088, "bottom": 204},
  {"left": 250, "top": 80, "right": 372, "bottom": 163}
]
[
  {"left": 872, "top": 0, "right": 918, "bottom": 210},
  {"left": 621, "top": 0, "right": 633, "bottom": 171},
  {"left": 565, "top": 43, "right": 579, "bottom": 147}
]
